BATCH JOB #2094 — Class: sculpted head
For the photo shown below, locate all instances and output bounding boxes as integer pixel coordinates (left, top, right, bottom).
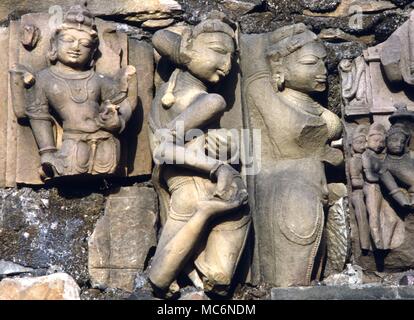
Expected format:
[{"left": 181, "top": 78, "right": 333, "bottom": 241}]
[
  {"left": 266, "top": 24, "right": 327, "bottom": 93},
  {"left": 153, "top": 11, "right": 235, "bottom": 84},
  {"left": 352, "top": 124, "right": 368, "bottom": 154},
  {"left": 367, "top": 123, "right": 386, "bottom": 154},
  {"left": 386, "top": 123, "right": 411, "bottom": 156},
  {"left": 48, "top": 5, "right": 98, "bottom": 70}
]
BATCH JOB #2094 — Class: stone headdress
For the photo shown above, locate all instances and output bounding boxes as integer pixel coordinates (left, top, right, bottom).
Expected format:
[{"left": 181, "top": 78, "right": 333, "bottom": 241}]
[
  {"left": 152, "top": 11, "right": 235, "bottom": 108},
  {"left": 48, "top": 4, "right": 98, "bottom": 63},
  {"left": 152, "top": 11, "right": 235, "bottom": 66},
  {"left": 352, "top": 124, "right": 368, "bottom": 141},
  {"left": 56, "top": 4, "right": 97, "bottom": 37},
  {"left": 368, "top": 122, "right": 386, "bottom": 138},
  {"left": 387, "top": 123, "right": 411, "bottom": 140},
  {"left": 266, "top": 23, "right": 318, "bottom": 61}
]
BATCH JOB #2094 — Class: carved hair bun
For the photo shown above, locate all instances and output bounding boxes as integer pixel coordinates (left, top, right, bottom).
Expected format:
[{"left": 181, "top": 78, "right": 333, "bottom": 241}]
[
  {"left": 193, "top": 11, "right": 235, "bottom": 39},
  {"left": 266, "top": 23, "right": 317, "bottom": 60}
]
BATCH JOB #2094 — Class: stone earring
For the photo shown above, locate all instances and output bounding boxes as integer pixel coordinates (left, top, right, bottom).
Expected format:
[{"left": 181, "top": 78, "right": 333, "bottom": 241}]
[{"left": 273, "top": 73, "right": 284, "bottom": 92}]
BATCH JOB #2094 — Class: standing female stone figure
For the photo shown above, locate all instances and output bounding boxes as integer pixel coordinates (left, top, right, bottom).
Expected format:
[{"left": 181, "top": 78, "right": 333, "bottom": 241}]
[
  {"left": 148, "top": 13, "right": 250, "bottom": 297},
  {"left": 349, "top": 124, "right": 371, "bottom": 251},
  {"left": 241, "top": 24, "right": 343, "bottom": 287}
]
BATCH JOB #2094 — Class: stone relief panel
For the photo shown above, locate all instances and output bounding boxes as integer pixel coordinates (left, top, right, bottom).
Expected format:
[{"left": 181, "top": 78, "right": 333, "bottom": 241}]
[
  {"left": 342, "top": 11, "right": 414, "bottom": 271},
  {"left": 1, "top": 4, "right": 153, "bottom": 186}
]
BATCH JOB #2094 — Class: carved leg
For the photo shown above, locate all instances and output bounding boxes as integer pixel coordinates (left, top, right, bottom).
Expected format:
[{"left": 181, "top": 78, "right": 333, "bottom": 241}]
[
  {"left": 352, "top": 190, "right": 371, "bottom": 250},
  {"left": 380, "top": 199, "right": 404, "bottom": 249},
  {"left": 149, "top": 215, "right": 208, "bottom": 292},
  {"left": 364, "top": 183, "right": 384, "bottom": 249},
  {"left": 194, "top": 220, "right": 250, "bottom": 296}
]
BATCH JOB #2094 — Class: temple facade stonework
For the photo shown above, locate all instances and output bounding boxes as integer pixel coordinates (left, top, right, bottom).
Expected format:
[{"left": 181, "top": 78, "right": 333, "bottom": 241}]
[{"left": 1, "top": 0, "right": 414, "bottom": 301}]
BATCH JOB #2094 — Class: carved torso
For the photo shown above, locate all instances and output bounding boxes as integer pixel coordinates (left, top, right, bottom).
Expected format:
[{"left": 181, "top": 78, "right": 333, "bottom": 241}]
[
  {"left": 349, "top": 153, "right": 364, "bottom": 189},
  {"left": 362, "top": 149, "right": 384, "bottom": 183},
  {"left": 382, "top": 152, "right": 414, "bottom": 191},
  {"left": 246, "top": 75, "right": 342, "bottom": 164},
  {"left": 32, "top": 67, "right": 121, "bottom": 133}
]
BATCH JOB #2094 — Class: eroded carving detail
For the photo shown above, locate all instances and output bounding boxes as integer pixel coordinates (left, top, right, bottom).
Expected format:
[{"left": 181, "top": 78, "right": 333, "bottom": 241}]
[{"left": 341, "top": 11, "right": 414, "bottom": 270}]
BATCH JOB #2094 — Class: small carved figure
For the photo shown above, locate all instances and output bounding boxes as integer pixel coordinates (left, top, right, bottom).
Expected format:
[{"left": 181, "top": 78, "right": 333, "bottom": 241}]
[
  {"left": 362, "top": 123, "right": 404, "bottom": 250},
  {"left": 349, "top": 124, "right": 371, "bottom": 250},
  {"left": 380, "top": 123, "right": 414, "bottom": 207},
  {"left": 10, "top": 4, "right": 137, "bottom": 179},
  {"left": 148, "top": 13, "right": 250, "bottom": 297}
]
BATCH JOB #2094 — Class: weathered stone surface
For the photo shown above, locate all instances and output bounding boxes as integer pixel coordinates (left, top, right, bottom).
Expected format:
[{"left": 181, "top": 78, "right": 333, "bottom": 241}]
[
  {"left": 88, "top": 186, "right": 157, "bottom": 292},
  {"left": 0, "top": 187, "right": 104, "bottom": 285},
  {"left": 0, "top": 260, "right": 33, "bottom": 277},
  {"left": 303, "top": 0, "right": 396, "bottom": 17},
  {"left": 220, "top": 0, "right": 263, "bottom": 16},
  {"left": 179, "top": 290, "right": 210, "bottom": 300},
  {"left": 0, "top": 273, "right": 80, "bottom": 300},
  {"left": 374, "top": 11, "right": 408, "bottom": 42},
  {"left": 302, "top": 0, "right": 341, "bottom": 13},
  {"left": 0, "top": 0, "right": 182, "bottom": 24},
  {"left": 389, "top": 0, "right": 413, "bottom": 7},
  {"left": 319, "top": 28, "right": 375, "bottom": 45},
  {"left": 271, "top": 284, "right": 414, "bottom": 300},
  {"left": 400, "top": 273, "right": 414, "bottom": 286},
  {"left": 142, "top": 18, "right": 175, "bottom": 29},
  {"left": 323, "top": 264, "right": 363, "bottom": 286},
  {"left": 266, "top": 0, "right": 304, "bottom": 15}
]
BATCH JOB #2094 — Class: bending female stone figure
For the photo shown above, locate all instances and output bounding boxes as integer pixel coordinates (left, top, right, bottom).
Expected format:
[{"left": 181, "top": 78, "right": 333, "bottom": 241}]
[
  {"left": 148, "top": 13, "right": 250, "bottom": 297},
  {"left": 241, "top": 24, "right": 343, "bottom": 286}
]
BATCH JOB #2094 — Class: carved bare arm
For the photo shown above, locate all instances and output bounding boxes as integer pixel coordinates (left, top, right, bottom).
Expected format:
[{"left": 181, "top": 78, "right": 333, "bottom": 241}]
[
  {"left": 166, "top": 93, "right": 226, "bottom": 134},
  {"left": 362, "top": 153, "right": 380, "bottom": 183},
  {"left": 97, "top": 66, "right": 137, "bottom": 133},
  {"left": 349, "top": 156, "right": 364, "bottom": 189},
  {"left": 379, "top": 169, "right": 411, "bottom": 208}
]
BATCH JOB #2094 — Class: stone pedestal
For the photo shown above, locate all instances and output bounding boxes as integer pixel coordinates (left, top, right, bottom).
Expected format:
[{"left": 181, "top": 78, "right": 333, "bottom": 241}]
[{"left": 271, "top": 285, "right": 414, "bottom": 300}]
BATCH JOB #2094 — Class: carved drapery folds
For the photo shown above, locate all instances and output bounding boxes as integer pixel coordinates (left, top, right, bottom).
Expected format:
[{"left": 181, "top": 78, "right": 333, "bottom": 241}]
[
  {"left": 342, "top": 11, "right": 414, "bottom": 271},
  {"left": 240, "top": 24, "right": 344, "bottom": 287}
]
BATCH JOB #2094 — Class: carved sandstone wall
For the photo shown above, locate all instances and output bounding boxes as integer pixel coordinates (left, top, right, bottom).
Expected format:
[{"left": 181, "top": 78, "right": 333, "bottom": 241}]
[{"left": 0, "top": 0, "right": 414, "bottom": 300}]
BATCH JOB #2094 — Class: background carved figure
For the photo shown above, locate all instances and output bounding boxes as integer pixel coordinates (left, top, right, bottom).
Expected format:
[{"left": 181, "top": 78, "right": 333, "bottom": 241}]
[
  {"left": 349, "top": 124, "right": 371, "bottom": 251},
  {"left": 240, "top": 24, "right": 343, "bottom": 287},
  {"left": 148, "top": 13, "right": 250, "bottom": 297},
  {"left": 362, "top": 123, "right": 404, "bottom": 250},
  {"left": 341, "top": 11, "right": 414, "bottom": 272}
]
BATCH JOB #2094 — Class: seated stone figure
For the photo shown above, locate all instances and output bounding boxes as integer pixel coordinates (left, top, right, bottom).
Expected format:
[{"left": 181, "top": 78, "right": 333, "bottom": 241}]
[
  {"left": 148, "top": 13, "right": 250, "bottom": 297},
  {"left": 16, "top": 4, "right": 137, "bottom": 178}
]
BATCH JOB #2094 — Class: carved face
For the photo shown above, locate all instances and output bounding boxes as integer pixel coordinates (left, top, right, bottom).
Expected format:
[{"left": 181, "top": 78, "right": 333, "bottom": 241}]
[
  {"left": 367, "top": 134, "right": 385, "bottom": 153},
  {"left": 387, "top": 133, "right": 408, "bottom": 156},
  {"left": 275, "top": 41, "right": 327, "bottom": 93},
  {"left": 352, "top": 136, "right": 366, "bottom": 154},
  {"left": 55, "top": 29, "right": 96, "bottom": 70},
  {"left": 186, "top": 32, "right": 234, "bottom": 83}
]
